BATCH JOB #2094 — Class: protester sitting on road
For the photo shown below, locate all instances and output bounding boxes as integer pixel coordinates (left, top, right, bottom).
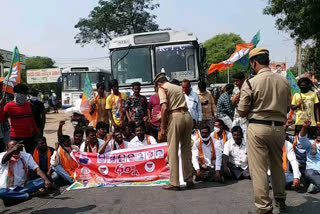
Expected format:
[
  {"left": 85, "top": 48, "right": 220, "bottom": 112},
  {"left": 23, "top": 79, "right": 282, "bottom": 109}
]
[
  {"left": 128, "top": 123, "right": 157, "bottom": 148},
  {"left": 222, "top": 126, "right": 250, "bottom": 180},
  {"left": 29, "top": 89, "right": 46, "bottom": 137},
  {"left": 281, "top": 140, "right": 301, "bottom": 190},
  {"left": 99, "top": 128, "right": 128, "bottom": 154},
  {"left": 80, "top": 127, "right": 105, "bottom": 153},
  {"left": 210, "top": 119, "right": 232, "bottom": 148},
  {"left": 122, "top": 122, "right": 135, "bottom": 142},
  {"left": 32, "top": 137, "right": 54, "bottom": 177},
  {"left": 0, "top": 140, "right": 51, "bottom": 202},
  {"left": 192, "top": 125, "right": 223, "bottom": 182},
  {"left": 106, "top": 79, "right": 128, "bottom": 129},
  {"left": 217, "top": 84, "right": 235, "bottom": 130},
  {"left": 292, "top": 77, "right": 320, "bottom": 139},
  {"left": 96, "top": 121, "right": 109, "bottom": 142},
  {"left": 50, "top": 135, "right": 77, "bottom": 185},
  {"left": 125, "top": 82, "right": 148, "bottom": 124},
  {"left": 297, "top": 119, "right": 320, "bottom": 194},
  {"left": 0, "top": 84, "right": 39, "bottom": 154},
  {"left": 58, "top": 120, "right": 84, "bottom": 148},
  {"left": 191, "top": 119, "right": 200, "bottom": 145}
]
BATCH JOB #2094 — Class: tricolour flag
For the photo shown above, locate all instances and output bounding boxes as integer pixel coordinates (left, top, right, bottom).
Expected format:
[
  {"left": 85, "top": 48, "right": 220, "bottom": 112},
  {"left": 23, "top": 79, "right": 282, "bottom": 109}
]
[
  {"left": 208, "top": 31, "right": 260, "bottom": 74},
  {"left": 80, "top": 73, "right": 96, "bottom": 126},
  {"left": 208, "top": 43, "right": 253, "bottom": 74},
  {"left": 1, "top": 46, "right": 21, "bottom": 94}
]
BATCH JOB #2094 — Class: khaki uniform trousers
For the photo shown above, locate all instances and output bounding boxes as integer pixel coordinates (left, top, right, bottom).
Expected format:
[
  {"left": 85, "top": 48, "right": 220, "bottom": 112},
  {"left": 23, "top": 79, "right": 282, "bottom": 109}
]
[
  {"left": 247, "top": 123, "right": 286, "bottom": 214},
  {"left": 167, "top": 111, "right": 193, "bottom": 186}
]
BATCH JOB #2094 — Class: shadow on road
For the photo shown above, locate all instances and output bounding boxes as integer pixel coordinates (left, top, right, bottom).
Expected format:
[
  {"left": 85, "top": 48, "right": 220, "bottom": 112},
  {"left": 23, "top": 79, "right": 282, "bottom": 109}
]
[
  {"left": 288, "top": 195, "right": 320, "bottom": 214},
  {"left": 1, "top": 207, "right": 33, "bottom": 214},
  {"left": 192, "top": 179, "right": 239, "bottom": 190},
  {"left": 30, "top": 205, "right": 96, "bottom": 214}
]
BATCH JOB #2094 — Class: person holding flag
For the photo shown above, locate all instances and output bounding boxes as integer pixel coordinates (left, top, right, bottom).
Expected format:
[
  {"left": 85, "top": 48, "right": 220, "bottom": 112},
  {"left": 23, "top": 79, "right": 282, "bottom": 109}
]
[{"left": 0, "top": 84, "right": 39, "bottom": 154}]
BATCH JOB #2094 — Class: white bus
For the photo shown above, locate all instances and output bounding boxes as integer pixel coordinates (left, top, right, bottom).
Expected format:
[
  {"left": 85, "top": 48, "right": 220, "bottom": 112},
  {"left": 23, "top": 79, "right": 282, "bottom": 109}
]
[
  {"left": 109, "top": 30, "right": 206, "bottom": 96},
  {"left": 61, "top": 66, "right": 112, "bottom": 109}
]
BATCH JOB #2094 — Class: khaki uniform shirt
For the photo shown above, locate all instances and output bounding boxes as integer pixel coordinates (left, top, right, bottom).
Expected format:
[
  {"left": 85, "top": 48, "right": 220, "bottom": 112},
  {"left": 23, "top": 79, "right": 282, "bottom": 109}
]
[
  {"left": 158, "top": 82, "right": 187, "bottom": 111},
  {"left": 238, "top": 68, "right": 291, "bottom": 123},
  {"left": 198, "top": 91, "right": 215, "bottom": 120}
]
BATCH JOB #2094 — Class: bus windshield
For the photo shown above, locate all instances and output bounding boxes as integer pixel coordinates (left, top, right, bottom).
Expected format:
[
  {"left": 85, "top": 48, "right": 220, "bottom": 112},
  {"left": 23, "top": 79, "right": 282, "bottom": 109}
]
[
  {"left": 111, "top": 47, "right": 152, "bottom": 86},
  {"left": 155, "top": 44, "right": 197, "bottom": 81},
  {"left": 63, "top": 72, "right": 101, "bottom": 90}
]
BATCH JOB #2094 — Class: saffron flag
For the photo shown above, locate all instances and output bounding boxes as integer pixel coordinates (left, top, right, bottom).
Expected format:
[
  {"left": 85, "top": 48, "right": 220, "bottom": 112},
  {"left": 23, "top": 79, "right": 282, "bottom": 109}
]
[
  {"left": 68, "top": 143, "right": 170, "bottom": 190},
  {"left": 1, "top": 46, "right": 21, "bottom": 94},
  {"left": 80, "top": 73, "right": 96, "bottom": 126}
]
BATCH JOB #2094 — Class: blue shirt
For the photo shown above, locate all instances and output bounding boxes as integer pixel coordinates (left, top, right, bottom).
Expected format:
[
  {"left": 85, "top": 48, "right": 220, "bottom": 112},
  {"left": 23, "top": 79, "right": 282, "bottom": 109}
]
[{"left": 298, "top": 135, "right": 320, "bottom": 171}]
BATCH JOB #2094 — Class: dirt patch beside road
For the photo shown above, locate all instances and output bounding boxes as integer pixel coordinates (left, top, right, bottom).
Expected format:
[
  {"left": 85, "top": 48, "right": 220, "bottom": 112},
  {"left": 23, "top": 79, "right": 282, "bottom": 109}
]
[{"left": 44, "top": 111, "right": 75, "bottom": 148}]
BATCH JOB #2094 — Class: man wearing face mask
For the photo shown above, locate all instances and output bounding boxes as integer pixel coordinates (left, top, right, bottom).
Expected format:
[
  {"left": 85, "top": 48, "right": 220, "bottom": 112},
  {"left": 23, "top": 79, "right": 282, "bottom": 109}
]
[
  {"left": 292, "top": 77, "right": 319, "bottom": 139},
  {"left": 0, "top": 84, "right": 39, "bottom": 154},
  {"left": 29, "top": 89, "right": 46, "bottom": 137},
  {"left": 192, "top": 125, "right": 223, "bottom": 182},
  {"left": 238, "top": 48, "right": 291, "bottom": 213},
  {"left": 0, "top": 140, "right": 51, "bottom": 202}
]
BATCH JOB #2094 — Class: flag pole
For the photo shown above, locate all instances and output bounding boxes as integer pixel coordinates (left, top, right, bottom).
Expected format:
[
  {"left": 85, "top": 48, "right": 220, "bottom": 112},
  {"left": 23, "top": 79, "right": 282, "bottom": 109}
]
[{"left": 227, "top": 66, "right": 230, "bottom": 84}]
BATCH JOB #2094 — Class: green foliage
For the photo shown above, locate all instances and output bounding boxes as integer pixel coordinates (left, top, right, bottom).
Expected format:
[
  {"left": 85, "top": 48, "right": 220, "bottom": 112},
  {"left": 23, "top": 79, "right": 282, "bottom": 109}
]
[
  {"left": 74, "top": 0, "right": 159, "bottom": 47},
  {"left": 264, "top": 0, "right": 320, "bottom": 43},
  {"left": 203, "top": 33, "right": 246, "bottom": 84},
  {"left": 25, "top": 56, "right": 55, "bottom": 70}
]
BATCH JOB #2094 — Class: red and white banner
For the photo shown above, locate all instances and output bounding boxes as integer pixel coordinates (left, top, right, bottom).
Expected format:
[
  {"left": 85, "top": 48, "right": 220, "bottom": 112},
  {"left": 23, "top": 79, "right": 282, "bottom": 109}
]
[{"left": 69, "top": 143, "right": 170, "bottom": 189}]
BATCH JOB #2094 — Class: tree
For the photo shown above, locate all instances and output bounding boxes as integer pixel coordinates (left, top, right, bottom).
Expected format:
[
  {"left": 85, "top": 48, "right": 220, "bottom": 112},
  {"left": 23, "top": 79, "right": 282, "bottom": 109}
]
[
  {"left": 264, "top": 0, "right": 320, "bottom": 43},
  {"left": 203, "top": 33, "right": 245, "bottom": 84},
  {"left": 25, "top": 56, "right": 55, "bottom": 70},
  {"left": 74, "top": 0, "right": 159, "bottom": 47}
]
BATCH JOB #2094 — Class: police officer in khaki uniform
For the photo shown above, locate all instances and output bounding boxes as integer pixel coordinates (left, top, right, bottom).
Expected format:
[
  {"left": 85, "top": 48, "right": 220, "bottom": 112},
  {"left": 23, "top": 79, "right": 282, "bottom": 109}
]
[
  {"left": 237, "top": 48, "right": 291, "bottom": 213},
  {"left": 154, "top": 73, "right": 194, "bottom": 190}
]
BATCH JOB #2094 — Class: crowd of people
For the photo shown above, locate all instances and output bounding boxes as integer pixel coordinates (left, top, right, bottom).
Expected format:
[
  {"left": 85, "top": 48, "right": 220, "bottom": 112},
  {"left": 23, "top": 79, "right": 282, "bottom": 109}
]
[{"left": 0, "top": 48, "right": 320, "bottom": 213}]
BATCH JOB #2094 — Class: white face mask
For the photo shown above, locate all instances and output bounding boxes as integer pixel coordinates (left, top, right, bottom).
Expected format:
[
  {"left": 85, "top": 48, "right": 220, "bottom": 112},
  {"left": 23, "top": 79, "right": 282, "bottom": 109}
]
[
  {"left": 214, "top": 127, "right": 220, "bottom": 133},
  {"left": 201, "top": 136, "right": 211, "bottom": 142}
]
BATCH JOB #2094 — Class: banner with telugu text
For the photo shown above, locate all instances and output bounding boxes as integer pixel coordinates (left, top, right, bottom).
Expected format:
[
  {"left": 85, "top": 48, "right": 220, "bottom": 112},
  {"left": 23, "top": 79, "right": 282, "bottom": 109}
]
[{"left": 68, "top": 143, "right": 170, "bottom": 190}]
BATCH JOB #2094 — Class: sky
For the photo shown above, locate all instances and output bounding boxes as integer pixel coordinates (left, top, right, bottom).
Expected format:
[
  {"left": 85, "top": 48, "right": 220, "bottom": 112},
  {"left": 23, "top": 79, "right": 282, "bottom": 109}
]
[{"left": 0, "top": 0, "right": 297, "bottom": 69}]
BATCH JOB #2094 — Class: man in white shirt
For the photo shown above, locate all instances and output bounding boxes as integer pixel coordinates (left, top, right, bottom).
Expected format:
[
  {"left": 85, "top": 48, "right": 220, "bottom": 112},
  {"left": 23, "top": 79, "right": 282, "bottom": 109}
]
[
  {"left": 79, "top": 127, "right": 105, "bottom": 153},
  {"left": 282, "top": 140, "right": 301, "bottom": 189},
  {"left": 210, "top": 119, "right": 232, "bottom": 148},
  {"left": 182, "top": 79, "right": 202, "bottom": 124},
  {"left": 99, "top": 128, "right": 128, "bottom": 154},
  {"left": 192, "top": 125, "right": 223, "bottom": 182},
  {"left": 128, "top": 124, "right": 157, "bottom": 148},
  {"left": 222, "top": 126, "right": 250, "bottom": 180},
  {"left": 0, "top": 140, "right": 51, "bottom": 201}
]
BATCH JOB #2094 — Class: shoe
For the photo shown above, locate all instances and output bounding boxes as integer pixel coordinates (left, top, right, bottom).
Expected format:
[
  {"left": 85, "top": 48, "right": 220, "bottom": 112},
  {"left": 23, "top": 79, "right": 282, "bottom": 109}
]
[
  {"left": 186, "top": 181, "right": 194, "bottom": 189},
  {"left": 275, "top": 199, "right": 287, "bottom": 213},
  {"left": 162, "top": 184, "right": 181, "bottom": 191},
  {"left": 307, "top": 183, "right": 320, "bottom": 194}
]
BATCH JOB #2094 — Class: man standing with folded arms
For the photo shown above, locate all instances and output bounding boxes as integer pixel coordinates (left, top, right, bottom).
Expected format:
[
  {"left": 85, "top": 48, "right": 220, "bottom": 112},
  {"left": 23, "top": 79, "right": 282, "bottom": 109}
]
[
  {"left": 154, "top": 73, "right": 194, "bottom": 191},
  {"left": 238, "top": 48, "right": 291, "bottom": 214}
]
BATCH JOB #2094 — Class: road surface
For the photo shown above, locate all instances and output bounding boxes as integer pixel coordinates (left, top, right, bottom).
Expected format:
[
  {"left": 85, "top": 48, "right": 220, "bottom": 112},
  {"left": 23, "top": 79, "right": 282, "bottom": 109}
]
[{"left": 1, "top": 112, "right": 320, "bottom": 214}]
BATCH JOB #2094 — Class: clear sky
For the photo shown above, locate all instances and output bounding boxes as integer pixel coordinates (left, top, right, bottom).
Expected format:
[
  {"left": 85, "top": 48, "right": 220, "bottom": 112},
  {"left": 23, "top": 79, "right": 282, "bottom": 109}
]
[{"left": 0, "top": 0, "right": 297, "bottom": 68}]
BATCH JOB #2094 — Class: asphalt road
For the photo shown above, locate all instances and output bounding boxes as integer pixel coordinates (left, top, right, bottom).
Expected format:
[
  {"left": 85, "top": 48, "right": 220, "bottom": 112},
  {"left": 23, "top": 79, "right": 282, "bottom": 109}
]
[{"left": 1, "top": 112, "right": 320, "bottom": 214}]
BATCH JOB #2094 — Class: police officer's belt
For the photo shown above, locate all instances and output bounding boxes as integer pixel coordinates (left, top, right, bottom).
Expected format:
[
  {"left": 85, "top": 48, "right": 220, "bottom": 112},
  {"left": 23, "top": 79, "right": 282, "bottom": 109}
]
[
  {"left": 249, "top": 119, "right": 284, "bottom": 126},
  {"left": 169, "top": 108, "right": 188, "bottom": 115}
]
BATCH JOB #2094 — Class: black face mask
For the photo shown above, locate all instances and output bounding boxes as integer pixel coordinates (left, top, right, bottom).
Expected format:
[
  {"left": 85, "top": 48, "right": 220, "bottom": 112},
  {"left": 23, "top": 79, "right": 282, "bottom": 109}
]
[{"left": 300, "top": 87, "right": 309, "bottom": 93}]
